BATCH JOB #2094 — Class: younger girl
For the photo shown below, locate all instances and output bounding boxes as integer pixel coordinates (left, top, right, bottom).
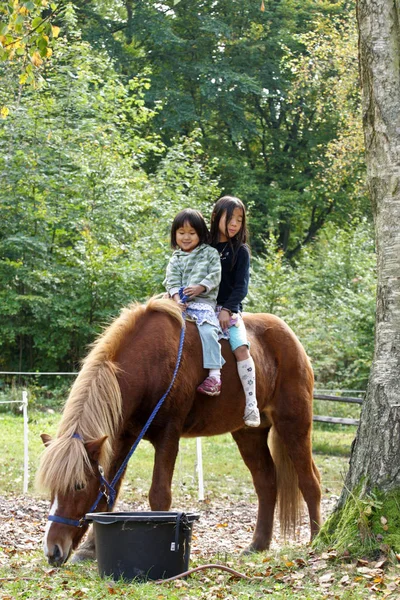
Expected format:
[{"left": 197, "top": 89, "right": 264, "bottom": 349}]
[
  {"left": 210, "top": 196, "right": 260, "bottom": 427},
  {"left": 164, "top": 208, "right": 224, "bottom": 396}
]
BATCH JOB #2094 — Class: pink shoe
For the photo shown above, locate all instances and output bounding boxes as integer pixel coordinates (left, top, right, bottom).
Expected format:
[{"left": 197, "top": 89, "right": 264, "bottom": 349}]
[{"left": 197, "top": 376, "right": 221, "bottom": 396}]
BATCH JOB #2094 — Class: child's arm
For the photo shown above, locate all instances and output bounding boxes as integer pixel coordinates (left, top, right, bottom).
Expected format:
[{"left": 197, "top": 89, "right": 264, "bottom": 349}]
[
  {"left": 221, "top": 246, "right": 250, "bottom": 312},
  {"left": 218, "top": 246, "right": 250, "bottom": 328},
  {"left": 164, "top": 255, "right": 184, "bottom": 303}
]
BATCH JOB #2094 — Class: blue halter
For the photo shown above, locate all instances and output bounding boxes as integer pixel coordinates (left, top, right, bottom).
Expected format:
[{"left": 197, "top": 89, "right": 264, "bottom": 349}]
[{"left": 48, "top": 320, "right": 186, "bottom": 528}]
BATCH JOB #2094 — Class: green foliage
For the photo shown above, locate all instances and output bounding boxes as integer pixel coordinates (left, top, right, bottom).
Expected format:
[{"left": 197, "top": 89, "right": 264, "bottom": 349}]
[
  {"left": 0, "top": 0, "right": 64, "bottom": 88},
  {"left": 248, "top": 220, "right": 376, "bottom": 389},
  {"left": 0, "top": 26, "right": 219, "bottom": 372}
]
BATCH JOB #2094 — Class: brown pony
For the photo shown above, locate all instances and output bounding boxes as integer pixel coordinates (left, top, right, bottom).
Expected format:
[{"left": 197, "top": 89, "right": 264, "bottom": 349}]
[{"left": 36, "top": 297, "right": 321, "bottom": 566}]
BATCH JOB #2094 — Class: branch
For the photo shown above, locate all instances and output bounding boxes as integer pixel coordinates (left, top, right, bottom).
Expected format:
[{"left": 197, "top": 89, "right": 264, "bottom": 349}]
[{"left": 3, "top": 3, "right": 65, "bottom": 48}]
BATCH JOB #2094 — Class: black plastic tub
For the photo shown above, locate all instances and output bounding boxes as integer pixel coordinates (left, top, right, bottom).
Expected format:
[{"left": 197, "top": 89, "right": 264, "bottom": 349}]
[{"left": 86, "top": 511, "right": 200, "bottom": 581}]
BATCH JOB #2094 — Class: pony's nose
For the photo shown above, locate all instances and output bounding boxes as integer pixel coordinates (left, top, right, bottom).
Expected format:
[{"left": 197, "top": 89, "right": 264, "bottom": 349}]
[{"left": 48, "top": 544, "right": 64, "bottom": 567}]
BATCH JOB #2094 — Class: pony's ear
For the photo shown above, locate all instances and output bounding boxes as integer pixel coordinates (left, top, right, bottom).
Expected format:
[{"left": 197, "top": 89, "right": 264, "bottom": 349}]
[
  {"left": 85, "top": 436, "right": 108, "bottom": 462},
  {"left": 41, "top": 433, "right": 53, "bottom": 447}
]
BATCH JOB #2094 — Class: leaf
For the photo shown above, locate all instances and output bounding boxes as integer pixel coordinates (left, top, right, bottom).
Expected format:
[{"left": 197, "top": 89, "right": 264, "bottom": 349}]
[
  {"left": 31, "top": 16, "right": 43, "bottom": 29},
  {"left": 51, "top": 25, "right": 60, "bottom": 38},
  {"left": 31, "top": 51, "right": 43, "bottom": 66},
  {"left": 319, "top": 571, "right": 334, "bottom": 583}
]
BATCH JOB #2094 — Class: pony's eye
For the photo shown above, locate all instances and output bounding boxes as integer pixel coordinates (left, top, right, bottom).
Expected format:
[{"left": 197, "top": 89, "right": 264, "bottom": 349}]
[{"left": 74, "top": 482, "right": 85, "bottom": 492}]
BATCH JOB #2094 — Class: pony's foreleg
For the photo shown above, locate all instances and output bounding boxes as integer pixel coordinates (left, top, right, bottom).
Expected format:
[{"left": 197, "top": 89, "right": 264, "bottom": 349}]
[
  {"left": 71, "top": 475, "right": 126, "bottom": 564},
  {"left": 70, "top": 528, "right": 96, "bottom": 563},
  {"left": 232, "top": 428, "right": 277, "bottom": 552},
  {"left": 148, "top": 428, "right": 180, "bottom": 511}
]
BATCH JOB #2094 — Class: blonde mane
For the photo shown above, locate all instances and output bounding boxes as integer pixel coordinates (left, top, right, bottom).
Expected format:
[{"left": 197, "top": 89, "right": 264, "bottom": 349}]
[{"left": 36, "top": 298, "right": 183, "bottom": 495}]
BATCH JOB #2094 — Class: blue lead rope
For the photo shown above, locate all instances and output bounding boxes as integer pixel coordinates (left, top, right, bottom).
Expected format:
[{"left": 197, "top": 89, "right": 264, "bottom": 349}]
[
  {"left": 85, "top": 319, "right": 186, "bottom": 516},
  {"left": 179, "top": 286, "right": 191, "bottom": 305}
]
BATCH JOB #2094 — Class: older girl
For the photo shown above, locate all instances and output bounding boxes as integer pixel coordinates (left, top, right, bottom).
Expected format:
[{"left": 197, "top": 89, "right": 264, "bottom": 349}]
[{"left": 210, "top": 196, "right": 260, "bottom": 427}]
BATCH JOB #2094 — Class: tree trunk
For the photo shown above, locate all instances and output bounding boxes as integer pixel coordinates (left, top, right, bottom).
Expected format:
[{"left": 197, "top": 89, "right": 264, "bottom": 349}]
[{"left": 339, "top": 0, "right": 400, "bottom": 500}]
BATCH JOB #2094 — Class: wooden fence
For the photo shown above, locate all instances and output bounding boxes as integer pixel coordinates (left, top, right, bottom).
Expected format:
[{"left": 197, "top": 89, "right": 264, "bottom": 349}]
[{"left": 313, "top": 392, "right": 364, "bottom": 426}]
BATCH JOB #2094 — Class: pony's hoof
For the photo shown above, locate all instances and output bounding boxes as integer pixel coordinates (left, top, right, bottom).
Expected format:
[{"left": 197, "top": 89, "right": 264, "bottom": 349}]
[
  {"left": 241, "top": 545, "right": 258, "bottom": 556},
  {"left": 71, "top": 548, "right": 96, "bottom": 563}
]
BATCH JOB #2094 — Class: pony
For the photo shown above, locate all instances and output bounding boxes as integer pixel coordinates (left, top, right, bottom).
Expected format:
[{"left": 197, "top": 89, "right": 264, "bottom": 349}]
[{"left": 36, "top": 297, "right": 321, "bottom": 566}]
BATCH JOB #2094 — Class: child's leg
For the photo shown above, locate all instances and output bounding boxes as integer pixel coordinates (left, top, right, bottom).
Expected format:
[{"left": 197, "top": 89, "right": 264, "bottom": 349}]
[
  {"left": 196, "top": 322, "right": 224, "bottom": 396},
  {"left": 229, "top": 321, "right": 260, "bottom": 427}
]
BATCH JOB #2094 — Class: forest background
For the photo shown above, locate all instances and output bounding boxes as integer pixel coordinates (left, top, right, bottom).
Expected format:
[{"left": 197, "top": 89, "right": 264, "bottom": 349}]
[{"left": 0, "top": 0, "right": 376, "bottom": 401}]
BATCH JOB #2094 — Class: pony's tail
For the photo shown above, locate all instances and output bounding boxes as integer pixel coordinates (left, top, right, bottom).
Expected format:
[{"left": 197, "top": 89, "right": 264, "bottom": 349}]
[{"left": 268, "top": 426, "right": 303, "bottom": 539}]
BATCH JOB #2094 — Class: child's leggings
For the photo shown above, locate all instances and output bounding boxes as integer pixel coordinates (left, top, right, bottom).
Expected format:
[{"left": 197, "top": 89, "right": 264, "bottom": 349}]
[{"left": 196, "top": 322, "right": 225, "bottom": 370}]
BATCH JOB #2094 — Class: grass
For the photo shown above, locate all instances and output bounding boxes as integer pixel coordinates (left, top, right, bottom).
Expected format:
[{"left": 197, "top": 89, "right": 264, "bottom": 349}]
[
  {"left": 2, "top": 410, "right": 399, "bottom": 599},
  {"left": 0, "top": 549, "right": 384, "bottom": 599},
  {"left": 0, "top": 410, "right": 354, "bottom": 499}
]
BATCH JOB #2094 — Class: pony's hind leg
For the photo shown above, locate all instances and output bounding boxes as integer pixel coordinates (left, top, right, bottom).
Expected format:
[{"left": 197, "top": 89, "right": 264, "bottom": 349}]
[
  {"left": 272, "top": 419, "right": 322, "bottom": 539},
  {"left": 232, "top": 428, "right": 277, "bottom": 552}
]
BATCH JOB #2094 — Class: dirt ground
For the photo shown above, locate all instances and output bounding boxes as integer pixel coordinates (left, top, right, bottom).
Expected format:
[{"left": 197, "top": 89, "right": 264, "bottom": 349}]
[{"left": 0, "top": 493, "right": 338, "bottom": 561}]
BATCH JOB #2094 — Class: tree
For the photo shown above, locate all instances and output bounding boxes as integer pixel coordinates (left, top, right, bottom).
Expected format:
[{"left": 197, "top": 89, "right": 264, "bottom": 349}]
[
  {"left": 319, "top": 0, "right": 400, "bottom": 555},
  {"left": 69, "top": 0, "right": 370, "bottom": 256},
  {"left": 0, "top": 22, "right": 220, "bottom": 372}
]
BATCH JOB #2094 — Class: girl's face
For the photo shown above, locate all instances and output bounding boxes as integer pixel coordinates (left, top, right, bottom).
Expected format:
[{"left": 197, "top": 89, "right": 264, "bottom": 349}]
[
  {"left": 218, "top": 207, "right": 244, "bottom": 242},
  {"left": 175, "top": 221, "right": 200, "bottom": 252}
]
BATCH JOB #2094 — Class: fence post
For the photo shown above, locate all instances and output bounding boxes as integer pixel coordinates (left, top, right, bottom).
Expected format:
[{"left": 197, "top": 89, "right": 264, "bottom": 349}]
[
  {"left": 22, "top": 390, "right": 29, "bottom": 494},
  {"left": 196, "top": 437, "right": 204, "bottom": 501}
]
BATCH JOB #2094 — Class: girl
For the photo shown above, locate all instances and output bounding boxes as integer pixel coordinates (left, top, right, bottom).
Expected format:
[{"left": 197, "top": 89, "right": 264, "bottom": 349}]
[
  {"left": 210, "top": 196, "right": 261, "bottom": 427},
  {"left": 164, "top": 208, "right": 224, "bottom": 396}
]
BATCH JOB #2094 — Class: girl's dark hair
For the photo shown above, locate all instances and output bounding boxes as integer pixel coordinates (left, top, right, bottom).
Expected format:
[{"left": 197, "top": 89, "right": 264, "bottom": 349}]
[
  {"left": 210, "top": 196, "right": 249, "bottom": 255},
  {"left": 170, "top": 208, "right": 210, "bottom": 249}
]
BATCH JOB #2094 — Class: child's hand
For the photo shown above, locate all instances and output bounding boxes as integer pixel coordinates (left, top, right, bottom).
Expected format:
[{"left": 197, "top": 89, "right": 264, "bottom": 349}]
[
  {"left": 219, "top": 308, "right": 231, "bottom": 330},
  {"left": 172, "top": 293, "right": 187, "bottom": 311},
  {"left": 183, "top": 284, "right": 205, "bottom": 299}
]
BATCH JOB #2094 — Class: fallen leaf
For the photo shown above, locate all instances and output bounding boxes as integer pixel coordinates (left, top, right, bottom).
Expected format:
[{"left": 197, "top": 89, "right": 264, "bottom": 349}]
[
  {"left": 319, "top": 571, "right": 334, "bottom": 583},
  {"left": 285, "top": 561, "right": 294, "bottom": 567},
  {"left": 357, "top": 559, "right": 369, "bottom": 566}
]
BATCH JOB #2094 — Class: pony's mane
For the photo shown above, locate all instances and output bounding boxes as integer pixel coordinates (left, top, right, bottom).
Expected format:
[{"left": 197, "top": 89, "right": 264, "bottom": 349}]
[{"left": 36, "top": 298, "right": 183, "bottom": 494}]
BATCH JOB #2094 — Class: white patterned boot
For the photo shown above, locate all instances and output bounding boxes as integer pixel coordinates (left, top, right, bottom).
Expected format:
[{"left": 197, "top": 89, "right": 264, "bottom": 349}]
[{"left": 237, "top": 357, "right": 260, "bottom": 427}]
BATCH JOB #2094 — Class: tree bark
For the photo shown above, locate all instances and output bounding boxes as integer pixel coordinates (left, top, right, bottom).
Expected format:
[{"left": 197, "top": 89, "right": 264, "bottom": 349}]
[{"left": 339, "top": 0, "right": 400, "bottom": 500}]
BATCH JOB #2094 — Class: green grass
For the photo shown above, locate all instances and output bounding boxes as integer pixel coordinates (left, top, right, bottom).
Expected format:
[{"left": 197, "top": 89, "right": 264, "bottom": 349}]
[
  {"left": 3, "top": 411, "right": 398, "bottom": 599},
  {"left": 0, "top": 548, "right": 384, "bottom": 599}
]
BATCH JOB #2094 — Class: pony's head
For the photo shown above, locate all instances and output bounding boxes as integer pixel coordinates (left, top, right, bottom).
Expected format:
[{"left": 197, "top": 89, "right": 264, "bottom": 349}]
[{"left": 37, "top": 433, "right": 109, "bottom": 566}]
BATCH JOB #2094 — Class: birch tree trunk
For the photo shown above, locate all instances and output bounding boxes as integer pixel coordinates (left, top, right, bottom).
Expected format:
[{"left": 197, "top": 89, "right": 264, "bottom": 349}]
[{"left": 339, "top": 0, "right": 400, "bottom": 500}]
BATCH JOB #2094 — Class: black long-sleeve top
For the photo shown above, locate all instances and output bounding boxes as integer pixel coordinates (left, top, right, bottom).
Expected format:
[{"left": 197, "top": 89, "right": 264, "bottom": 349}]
[{"left": 214, "top": 242, "right": 250, "bottom": 313}]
